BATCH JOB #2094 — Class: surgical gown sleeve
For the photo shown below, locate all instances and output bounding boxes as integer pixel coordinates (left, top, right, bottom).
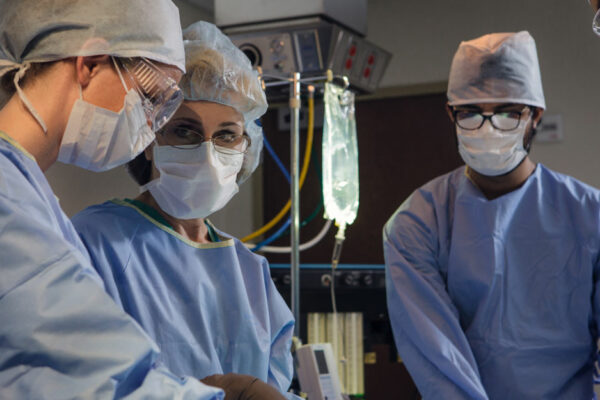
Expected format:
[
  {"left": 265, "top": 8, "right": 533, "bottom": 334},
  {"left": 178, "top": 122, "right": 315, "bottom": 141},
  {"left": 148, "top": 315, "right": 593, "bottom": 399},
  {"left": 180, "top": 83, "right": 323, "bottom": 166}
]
[
  {"left": 595, "top": 256, "right": 600, "bottom": 370},
  {"left": 0, "top": 162, "right": 223, "bottom": 398},
  {"left": 258, "top": 255, "right": 296, "bottom": 396},
  {"left": 383, "top": 188, "right": 488, "bottom": 400}
]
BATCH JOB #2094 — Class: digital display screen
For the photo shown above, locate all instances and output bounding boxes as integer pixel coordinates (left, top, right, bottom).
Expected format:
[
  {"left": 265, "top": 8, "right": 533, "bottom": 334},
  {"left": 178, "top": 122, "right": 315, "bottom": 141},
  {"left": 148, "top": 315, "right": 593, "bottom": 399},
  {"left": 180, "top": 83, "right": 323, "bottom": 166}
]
[
  {"left": 314, "top": 349, "right": 329, "bottom": 375},
  {"left": 295, "top": 31, "right": 321, "bottom": 72}
]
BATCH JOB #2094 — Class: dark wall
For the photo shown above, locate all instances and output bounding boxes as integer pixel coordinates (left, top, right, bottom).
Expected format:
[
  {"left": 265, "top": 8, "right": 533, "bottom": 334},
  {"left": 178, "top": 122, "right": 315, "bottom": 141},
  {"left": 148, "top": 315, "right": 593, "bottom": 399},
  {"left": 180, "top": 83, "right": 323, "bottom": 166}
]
[{"left": 260, "top": 91, "right": 463, "bottom": 265}]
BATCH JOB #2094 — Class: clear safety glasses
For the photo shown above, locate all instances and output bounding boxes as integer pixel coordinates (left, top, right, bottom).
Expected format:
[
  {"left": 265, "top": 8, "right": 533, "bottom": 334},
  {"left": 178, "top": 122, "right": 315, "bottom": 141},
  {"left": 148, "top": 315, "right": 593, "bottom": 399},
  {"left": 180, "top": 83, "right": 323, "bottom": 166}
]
[
  {"left": 159, "top": 123, "right": 251, "bottom": 155},
  {"left": 453, "top": 107, "right": 530, "bottom": 131},
  {"left": 113, "top": 57, "right": 184, "bottom": 131}
]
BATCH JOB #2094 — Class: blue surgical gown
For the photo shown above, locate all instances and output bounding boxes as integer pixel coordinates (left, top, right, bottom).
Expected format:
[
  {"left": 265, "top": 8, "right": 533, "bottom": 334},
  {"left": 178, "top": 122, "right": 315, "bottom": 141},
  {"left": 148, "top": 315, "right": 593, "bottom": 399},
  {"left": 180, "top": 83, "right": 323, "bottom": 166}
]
[
  {"left": 71, "top": 199, "right": 296, "bottom": 396},
  {"left": 384, "top": 164, "right": 600, "bottom": 400},
  {"left": 0, "top": 132, "right": 223, "bottom": 399}
]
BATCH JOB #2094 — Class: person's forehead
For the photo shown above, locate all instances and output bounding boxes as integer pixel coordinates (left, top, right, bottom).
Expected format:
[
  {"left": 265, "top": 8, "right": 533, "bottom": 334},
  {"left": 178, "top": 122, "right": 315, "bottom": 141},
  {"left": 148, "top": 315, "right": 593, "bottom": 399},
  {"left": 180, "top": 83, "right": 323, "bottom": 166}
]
[{"left": 171, "top": 101, "right": 244, "bottom": 123}]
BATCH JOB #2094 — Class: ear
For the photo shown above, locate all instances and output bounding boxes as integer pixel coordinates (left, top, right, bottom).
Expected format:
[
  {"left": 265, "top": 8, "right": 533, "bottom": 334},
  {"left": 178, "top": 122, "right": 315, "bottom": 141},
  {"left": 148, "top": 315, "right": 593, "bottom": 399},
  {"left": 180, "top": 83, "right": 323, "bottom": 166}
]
[
  {"left": 144, "top": 142, "right": 155, "bottom": 161},
  {"left": 532, "top": 107, "right": 544, "bottom": 129},
  {"left": 75, "top": 55, "right": 111, "bottom": 88}
]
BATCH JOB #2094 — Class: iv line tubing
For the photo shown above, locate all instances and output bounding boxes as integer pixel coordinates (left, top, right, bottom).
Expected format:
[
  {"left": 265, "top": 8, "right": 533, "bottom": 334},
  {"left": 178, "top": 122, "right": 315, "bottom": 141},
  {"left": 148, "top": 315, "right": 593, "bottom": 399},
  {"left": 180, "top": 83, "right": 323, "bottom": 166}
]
[
  {"left": 251, "top": 219, "right": 291, "bottom": 252},
  {"left": 262, "top": 134, "right": 291, "bottom": 183},
  {"left": 249, "top": 197, "right": 325, "bottom": 252},
  {"left": 246, "top": 218, "right": 333, "bottom": 253},
  {"left": 241, "top": 90, "right": 315, "bottom": 242},
  {"left": 250, "top": 152, "right": 323, "bottom": 251}
]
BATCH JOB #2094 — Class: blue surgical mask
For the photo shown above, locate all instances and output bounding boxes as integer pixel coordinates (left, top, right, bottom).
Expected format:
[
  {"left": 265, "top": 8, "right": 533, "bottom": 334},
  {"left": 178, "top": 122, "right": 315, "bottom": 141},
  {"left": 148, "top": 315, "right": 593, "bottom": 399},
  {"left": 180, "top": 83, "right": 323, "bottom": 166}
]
[
  {"left": 457, "top": 117, "right": 530, "bottom": 177},
  {"left": 141, "top": 142, "right": 243, "bottom": 220},
  {"left": 58, "top": 63, "right": 154, "bottom": 172}
]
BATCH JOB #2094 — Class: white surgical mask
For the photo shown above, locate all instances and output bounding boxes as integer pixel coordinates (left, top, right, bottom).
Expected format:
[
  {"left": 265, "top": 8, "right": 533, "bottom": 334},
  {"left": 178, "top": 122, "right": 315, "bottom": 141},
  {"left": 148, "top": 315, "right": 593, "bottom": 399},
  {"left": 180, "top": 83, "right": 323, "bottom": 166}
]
[
  {"left": 58, "top": 62, "right": 154, "bottom": 172},
  {"left": 142, "top": 142, "right": 244, "bottom": 220},
  {"left": 457, "top": 117, "right": 530, "bottom": 177}
]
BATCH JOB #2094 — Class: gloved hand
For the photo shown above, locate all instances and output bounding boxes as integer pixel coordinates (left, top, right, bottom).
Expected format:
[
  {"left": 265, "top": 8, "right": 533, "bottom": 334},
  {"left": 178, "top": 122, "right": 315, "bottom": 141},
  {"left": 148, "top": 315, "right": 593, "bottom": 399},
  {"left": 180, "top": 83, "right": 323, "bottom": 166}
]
[{"left": 201, "top": 373, "right": 286, "bottom": 400}]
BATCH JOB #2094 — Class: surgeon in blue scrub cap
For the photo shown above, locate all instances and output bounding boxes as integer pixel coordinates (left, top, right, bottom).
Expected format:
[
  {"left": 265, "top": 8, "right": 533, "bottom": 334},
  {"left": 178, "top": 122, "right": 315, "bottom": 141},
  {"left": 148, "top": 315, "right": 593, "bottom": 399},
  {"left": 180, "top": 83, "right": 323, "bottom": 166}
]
[
  {"left": 72, "top": 21, "right": 297, "bottom": 399},
  {"left": 384, "top": 31, "right": 600, "bottom": 399}
]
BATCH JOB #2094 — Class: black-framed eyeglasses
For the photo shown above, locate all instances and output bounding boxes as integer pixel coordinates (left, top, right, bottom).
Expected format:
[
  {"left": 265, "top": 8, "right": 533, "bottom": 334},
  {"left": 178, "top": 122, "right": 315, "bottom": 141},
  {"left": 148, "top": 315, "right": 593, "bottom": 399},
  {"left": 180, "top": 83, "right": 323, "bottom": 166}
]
[
  {"left": 159, "top": 124, "right": 251, "bottom": 155},
  {"left": 452, "top": 107, "right": 530, "bottom": 131}
]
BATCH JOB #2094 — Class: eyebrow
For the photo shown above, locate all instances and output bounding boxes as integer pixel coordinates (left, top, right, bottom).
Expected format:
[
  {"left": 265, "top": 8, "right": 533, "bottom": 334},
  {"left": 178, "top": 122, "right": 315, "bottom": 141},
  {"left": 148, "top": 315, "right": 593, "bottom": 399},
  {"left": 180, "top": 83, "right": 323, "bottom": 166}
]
[
  {"left": 170, "top": 117, "right": 204, "bottom": 130},
  {"left": 218, "top": 121, "right": 243, "bottom": 128}
]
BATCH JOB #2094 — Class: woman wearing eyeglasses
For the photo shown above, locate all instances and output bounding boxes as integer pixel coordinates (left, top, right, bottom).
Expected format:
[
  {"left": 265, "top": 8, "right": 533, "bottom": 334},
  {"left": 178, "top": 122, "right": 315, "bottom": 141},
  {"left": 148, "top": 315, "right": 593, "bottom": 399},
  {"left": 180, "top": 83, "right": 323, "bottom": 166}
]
[
  {"left": 0, "top": 0, "right": 249, "bottom": 398},
  {"left": 72, "top": 21, "right": 297, "bottom": 399}
]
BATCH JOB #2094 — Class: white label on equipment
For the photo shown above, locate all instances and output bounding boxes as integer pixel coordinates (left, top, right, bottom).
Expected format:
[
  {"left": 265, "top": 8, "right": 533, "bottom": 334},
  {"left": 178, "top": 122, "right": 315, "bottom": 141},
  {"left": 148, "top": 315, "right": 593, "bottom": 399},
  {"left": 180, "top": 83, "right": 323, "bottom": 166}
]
[{"left": 535, "top": 114, "right": 563, "bottom": 143}]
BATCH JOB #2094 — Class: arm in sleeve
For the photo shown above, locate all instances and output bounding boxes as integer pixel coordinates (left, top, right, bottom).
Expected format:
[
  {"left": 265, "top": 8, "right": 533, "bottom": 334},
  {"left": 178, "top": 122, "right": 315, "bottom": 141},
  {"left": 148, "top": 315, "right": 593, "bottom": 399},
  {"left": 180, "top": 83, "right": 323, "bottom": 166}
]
[
  {"left": 0, "top": 193, "right": 224, "bottom": 400},
  {"left": 262, "top": 260, "right": 296, "bottom": 396},
  {"left": 383, "top": 191, "right": 488, "bottom": 400},
  {"left": 201, "top": 373, "right": 287, "bottom": 400},
  {"left": 593, "top": 252, "right": 600, "bottom": 383},
  {"left": 71, "top": 209, "right": 133, "bottom": 307}
]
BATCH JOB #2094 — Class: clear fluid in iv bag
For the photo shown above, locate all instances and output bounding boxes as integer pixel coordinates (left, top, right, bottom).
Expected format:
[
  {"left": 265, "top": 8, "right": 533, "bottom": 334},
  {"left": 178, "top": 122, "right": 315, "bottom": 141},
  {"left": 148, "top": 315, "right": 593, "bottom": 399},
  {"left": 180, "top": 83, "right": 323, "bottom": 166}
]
[{"left": 322, "top": 82, "right": 359, "bottom": 227}]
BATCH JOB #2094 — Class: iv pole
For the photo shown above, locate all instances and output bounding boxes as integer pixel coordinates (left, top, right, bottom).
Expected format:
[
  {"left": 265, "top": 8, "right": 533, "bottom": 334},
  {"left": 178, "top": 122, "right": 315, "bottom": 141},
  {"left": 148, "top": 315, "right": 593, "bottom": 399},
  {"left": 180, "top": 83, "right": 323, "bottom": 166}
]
[
  {"left": 289, "top": 72, "right": 301, "bottom": 337},
  {"left": 262, "top": 70, "right": 335, "bottom": 337}
]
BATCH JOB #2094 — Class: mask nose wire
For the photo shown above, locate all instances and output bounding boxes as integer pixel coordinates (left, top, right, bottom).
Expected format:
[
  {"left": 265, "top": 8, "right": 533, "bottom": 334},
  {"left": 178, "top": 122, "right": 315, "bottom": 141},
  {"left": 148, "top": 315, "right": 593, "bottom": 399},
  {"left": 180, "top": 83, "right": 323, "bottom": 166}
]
[{"left": 14, "top": 62, "right": 48, "bottom": 133}]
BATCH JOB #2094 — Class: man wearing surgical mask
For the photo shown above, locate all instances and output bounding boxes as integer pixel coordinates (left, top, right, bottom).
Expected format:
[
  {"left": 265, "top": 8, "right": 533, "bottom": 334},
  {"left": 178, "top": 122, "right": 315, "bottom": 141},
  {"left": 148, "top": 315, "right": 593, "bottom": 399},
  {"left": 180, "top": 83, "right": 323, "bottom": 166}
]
[
  {"left": 384, "top": 31, "right": 600, "bottom": 399},
  {"left": 450, "top": 102, "right": 542, "bottom": 199}
]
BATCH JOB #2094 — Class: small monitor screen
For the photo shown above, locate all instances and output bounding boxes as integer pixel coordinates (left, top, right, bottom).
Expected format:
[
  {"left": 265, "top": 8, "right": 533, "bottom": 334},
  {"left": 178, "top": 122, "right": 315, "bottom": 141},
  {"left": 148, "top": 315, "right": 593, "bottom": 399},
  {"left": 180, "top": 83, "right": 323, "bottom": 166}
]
[
  {"left": 295, "top": 30, "right": 321, "bottom": 72},
  {"left": 314, "top": 349, "right": 329, "bottom": 374}
]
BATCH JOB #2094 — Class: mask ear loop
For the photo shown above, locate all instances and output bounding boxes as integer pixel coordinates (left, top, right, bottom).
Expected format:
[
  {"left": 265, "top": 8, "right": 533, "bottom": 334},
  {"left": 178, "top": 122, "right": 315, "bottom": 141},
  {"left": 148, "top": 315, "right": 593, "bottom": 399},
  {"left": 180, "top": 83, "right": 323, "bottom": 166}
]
[
  {"left": 523, "top": 109, "right": 536, "bottom": 153},
  {"left": 112, "top": 56, "right": 153, "bottom": 129},
  {"left": 13, "top": 63, "right": 48, "bottom": 133},
  {"left": 111, "top": 56, "right": 130, "bottom": 93}
]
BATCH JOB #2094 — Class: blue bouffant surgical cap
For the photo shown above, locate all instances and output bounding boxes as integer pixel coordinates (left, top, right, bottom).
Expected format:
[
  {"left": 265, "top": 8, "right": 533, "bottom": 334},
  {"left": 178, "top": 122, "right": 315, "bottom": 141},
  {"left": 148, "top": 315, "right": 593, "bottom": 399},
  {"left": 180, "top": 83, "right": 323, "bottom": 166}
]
[
  {"left": 0, "top": 0, "right": 185, "bottom": 131},
  {"left": 181, "top": 21, "right": 268, "bottom": 184},
  {"left": 0, "top": 0, "right": 185, "bottom": 86},
  {"left": 447, "top": 31, "right": 546, "bottom": 110}
]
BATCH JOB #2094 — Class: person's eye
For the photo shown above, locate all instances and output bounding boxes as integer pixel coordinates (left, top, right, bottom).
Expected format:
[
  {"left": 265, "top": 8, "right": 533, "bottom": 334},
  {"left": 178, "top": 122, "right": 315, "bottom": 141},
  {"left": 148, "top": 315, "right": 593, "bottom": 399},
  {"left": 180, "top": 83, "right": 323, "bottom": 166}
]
[
  {"left": 214, "top": 132, "right": 239, "bottom": 144},
  {"left": 456, "top": 111, "right": 479, "bottom": 120},
  {"left": 496, "top": 111, "right": 520, "bottom": 119},
  {"left": 167, "top": 125, "right": 204, "bottom": 143},
  {"left": 173, "top": 127, "right": 194, "bottom": 138}
]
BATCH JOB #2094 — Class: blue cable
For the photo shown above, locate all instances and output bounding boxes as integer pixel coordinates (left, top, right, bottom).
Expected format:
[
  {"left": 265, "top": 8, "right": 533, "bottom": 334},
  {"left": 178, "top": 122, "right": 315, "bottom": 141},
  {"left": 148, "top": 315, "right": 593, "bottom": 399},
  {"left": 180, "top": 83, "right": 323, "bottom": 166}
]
[
  {"left": 252, "top": 218, "right": 291, "bottom": 252},
  {"left": 263, "top": 134, "right": 291, "bottom": 183},
  {"left": 250, "top": 133, "right": 293, "bottom": 252}
]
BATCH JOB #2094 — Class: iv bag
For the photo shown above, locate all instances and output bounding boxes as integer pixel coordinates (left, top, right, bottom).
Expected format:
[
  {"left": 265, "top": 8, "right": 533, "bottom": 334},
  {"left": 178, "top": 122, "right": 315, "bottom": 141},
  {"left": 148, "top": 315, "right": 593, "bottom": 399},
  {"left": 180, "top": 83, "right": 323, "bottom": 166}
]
[{"left": 322, "top": 82, "right": 359, "bottom": 227}]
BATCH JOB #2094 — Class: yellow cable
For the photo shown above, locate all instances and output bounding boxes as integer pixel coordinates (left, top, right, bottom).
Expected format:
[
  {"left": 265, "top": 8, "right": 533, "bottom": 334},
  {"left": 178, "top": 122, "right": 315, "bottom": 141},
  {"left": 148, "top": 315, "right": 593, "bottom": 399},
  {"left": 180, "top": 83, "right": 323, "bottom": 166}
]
[{"left": 242, "top": 92, "right": 315, "bottom": 242}]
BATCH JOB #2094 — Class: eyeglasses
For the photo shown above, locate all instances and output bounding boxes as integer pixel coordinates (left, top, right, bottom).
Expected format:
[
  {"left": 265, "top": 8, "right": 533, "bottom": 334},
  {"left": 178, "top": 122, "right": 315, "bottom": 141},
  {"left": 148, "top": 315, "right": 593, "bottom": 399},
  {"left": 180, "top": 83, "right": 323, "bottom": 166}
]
[
  {"left": 113, "top": 57, "right": 184, "bottom": 131},
  {"left": 594, "top": 8, "right": 600, "bottom": 35},
  {"left": 159, "top": 124, "right": 251, "bottom": 155},
  {"left": 453, "top": 107, "right": 530, "bottom": 131}
]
